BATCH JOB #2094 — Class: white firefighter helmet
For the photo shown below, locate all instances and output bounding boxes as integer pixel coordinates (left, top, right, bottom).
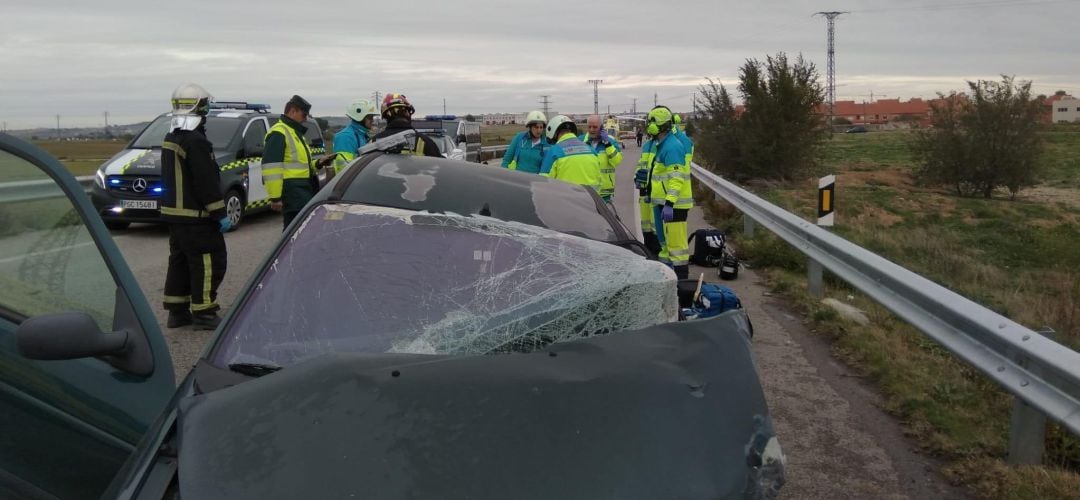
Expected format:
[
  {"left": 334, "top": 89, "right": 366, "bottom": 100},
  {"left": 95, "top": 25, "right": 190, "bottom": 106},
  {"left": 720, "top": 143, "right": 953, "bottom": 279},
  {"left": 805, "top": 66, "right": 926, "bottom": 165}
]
[
  {"left": 525, "top": 110, "right": 547, "bottom": 126},
  {"left": 170, "top": 83, "right": 213, "bottom": 131},
  {"left": 346, "top": 98, "right": 378, "bottom": 122},
  {"left": 544, "top": 114, "right": 575, "bottom": 141}
]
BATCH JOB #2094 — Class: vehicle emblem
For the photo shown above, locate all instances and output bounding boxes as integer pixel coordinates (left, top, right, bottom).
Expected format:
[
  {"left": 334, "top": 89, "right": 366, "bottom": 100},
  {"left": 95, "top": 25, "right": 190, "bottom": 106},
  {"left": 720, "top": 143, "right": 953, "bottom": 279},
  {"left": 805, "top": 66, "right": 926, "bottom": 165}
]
[{"left": 133, "top": 178, "right": 148, "bottom": 193}]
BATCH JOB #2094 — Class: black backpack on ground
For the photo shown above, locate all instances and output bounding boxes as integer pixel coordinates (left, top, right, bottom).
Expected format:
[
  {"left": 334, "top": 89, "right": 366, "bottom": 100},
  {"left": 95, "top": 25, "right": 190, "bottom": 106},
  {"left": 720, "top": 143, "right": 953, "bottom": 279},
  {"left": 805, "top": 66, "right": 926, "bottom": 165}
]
[{"left": 688, "top": 229, "right": 726, "bottom": 267}]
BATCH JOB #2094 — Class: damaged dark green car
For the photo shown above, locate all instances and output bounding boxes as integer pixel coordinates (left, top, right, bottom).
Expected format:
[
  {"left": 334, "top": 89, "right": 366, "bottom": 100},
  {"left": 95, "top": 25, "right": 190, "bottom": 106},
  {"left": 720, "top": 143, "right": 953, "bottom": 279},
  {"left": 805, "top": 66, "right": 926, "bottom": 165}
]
[{"left": 0, "top": 134, "right": 785, "bottom": 499}]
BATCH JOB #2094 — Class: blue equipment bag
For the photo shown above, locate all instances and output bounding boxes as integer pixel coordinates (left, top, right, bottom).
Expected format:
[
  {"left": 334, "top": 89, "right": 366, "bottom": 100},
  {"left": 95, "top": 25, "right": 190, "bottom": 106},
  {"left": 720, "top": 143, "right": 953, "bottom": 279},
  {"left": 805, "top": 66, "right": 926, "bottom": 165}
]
[{"left": 681, "top": 283, "right": 742, "bottom": 320}]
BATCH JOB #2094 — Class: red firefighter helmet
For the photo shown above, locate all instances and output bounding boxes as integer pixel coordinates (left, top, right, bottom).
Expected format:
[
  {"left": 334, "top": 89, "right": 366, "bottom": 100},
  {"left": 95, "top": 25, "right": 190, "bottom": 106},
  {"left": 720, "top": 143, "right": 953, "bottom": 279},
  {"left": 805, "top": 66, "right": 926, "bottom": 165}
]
[{"left": 381, "top": 93, "right": 415, "bottom": 118}]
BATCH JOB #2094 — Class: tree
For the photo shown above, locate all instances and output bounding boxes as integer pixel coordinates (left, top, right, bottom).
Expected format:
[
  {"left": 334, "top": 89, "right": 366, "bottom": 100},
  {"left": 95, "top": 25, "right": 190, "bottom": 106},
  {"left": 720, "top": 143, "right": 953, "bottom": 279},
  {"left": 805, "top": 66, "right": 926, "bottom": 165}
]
[
  {"left": 695, "top": 53, "right": 827, "bottom": 182},
  {"left": 464, "top": 114, "right": 476, "bottom": 122},
  {"left": 912, "top": 76, "right": 1043, "bottom": 199}
]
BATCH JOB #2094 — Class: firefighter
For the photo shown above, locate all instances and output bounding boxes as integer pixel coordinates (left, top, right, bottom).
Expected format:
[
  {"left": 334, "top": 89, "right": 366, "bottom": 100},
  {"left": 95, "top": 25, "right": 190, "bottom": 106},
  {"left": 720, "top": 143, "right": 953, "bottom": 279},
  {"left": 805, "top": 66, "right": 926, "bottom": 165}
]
[
  {"left": 263, "top": 95, "right": 336, "bottom": 229},
  {"left": 371, "top": 92, "right": 442, "bottom": 157},
  {"left": 643, "top": 106, "right": 692, "bottom": 279},
  {"left": 538, "top": 115, "right": 601, "bottom": 192},
  {"left": 160, "top": 83, "right": 229, "bottom": 329},
  {"left": 580, "top": 114, "right": 623, "bottom": 202},
  {"left": 332, "top": 97, "right": 378, "bottom": 173},
  {"left": 501, "top": 110, "right": 548, "bottom": 174}
]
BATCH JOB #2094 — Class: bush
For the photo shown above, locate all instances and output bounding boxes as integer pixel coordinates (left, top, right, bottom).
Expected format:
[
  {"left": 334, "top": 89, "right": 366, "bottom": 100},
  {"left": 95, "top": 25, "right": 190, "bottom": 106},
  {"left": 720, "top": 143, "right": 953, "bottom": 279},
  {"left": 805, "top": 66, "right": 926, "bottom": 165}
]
[
  {"left": 696, "top": 53, "right": 828, "bottom": 182},
  {"left": 912, "top": 76, "right": 1044, "bottom": 199}
]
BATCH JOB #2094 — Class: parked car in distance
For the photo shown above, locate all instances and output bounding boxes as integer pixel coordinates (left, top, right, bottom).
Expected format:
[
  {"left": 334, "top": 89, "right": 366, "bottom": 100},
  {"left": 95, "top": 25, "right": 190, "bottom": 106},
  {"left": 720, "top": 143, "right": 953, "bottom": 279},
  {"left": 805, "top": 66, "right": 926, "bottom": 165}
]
[
  {"left": 844, "top": 125, "right": 869, "bottom": 133},
  {"left": 89, "top": 102, "right": 324, "bottom": 230}
]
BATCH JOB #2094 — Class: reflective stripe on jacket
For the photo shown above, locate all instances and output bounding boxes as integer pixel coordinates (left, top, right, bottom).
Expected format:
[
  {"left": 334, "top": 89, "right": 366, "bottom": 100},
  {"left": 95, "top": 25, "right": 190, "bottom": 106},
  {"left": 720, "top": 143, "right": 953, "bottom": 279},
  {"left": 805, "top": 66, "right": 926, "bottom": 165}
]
[
  {"left": 539, "top": 133, "right": 601, "bottom": 192},
  {"left": 160, "top": 128, "right": 226, "bottom": 222},
  {"left": 580, "top": 133, "right": 623, "bottom": 198},
  {"left": 263, "top": 116, "right": 314, "bottom": 200},
  {"left": 332, "top": 120, "right": 371, "bottom": 173},
  {"left": 501, "top": 130, "right": 548, "bottom": 174},
  {"left": 647, "top": 133, "right": 692, "bottom": 208}
]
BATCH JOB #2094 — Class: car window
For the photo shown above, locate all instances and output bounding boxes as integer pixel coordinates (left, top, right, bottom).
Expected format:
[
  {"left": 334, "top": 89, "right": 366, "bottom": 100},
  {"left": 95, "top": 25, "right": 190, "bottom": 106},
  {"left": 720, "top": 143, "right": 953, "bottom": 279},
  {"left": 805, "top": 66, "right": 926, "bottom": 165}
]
[
  {"left": 0, "top": 149, "right": 116, "bottom": 330},
  {"left": 210, "top": 204, "right": 673, "bottom": 369},
  {"left": 340, "top": 156, "right": 620, "bottom": 242},
  {"left": 304, "top": 120, "right": 324, "bottom": 148},
  {"left": 243, "top": 119, "right": 267, "bottom": 154},
  {"left": 129, "top": 115, "right": 239, "bottom": 151}
]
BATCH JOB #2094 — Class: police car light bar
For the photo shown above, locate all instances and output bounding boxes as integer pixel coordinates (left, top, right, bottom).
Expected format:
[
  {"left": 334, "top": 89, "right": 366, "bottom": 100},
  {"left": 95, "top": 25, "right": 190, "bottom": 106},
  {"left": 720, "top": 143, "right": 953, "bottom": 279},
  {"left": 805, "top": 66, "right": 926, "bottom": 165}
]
[
  {"left": 423, "top": 115, "right": 457, "bottom": 121},
  {"left": 210, "top": 102, "right": 271, "bottom": 111}
]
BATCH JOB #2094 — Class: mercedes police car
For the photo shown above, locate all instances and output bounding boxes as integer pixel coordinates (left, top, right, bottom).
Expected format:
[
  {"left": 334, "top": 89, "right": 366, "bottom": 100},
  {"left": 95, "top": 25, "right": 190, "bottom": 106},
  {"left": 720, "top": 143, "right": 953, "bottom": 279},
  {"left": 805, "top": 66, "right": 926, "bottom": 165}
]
[{"left": 89, "top": 102, "right": 325, "bottom": 230}]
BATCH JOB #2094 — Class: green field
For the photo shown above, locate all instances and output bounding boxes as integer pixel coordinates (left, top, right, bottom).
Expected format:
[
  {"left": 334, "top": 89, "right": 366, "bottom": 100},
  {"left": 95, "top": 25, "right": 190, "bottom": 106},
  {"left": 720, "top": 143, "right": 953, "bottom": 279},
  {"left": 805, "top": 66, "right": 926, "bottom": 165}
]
[
  {"left": 698, "top": 124, "right": 1080, "bottom": 498},
  {"left": 31, "top": 140, "right": 127, "bottom": 177}
]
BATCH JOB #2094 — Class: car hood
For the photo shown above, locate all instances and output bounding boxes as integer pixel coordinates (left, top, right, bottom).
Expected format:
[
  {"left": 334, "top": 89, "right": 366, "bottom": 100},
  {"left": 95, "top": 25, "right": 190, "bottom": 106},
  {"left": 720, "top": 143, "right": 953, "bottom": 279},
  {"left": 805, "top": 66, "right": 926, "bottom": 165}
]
[
  {"left": 177, "top": 312, "right": 785, "bottom": 499},
  {"left": 100, "top": 148, "right": 161, "bottom": 176}
]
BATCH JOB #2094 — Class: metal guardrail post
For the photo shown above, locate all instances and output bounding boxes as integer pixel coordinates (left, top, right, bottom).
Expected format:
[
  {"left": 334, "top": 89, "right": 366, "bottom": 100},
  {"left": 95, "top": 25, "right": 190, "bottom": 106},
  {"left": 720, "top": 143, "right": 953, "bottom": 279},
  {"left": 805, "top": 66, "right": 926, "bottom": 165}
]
[
  {"left": 808, "top": 259, "right": 824, "bottom": 298},
  {"left": 1007, "top": 327, "right": 1055, "bottom": 466}
]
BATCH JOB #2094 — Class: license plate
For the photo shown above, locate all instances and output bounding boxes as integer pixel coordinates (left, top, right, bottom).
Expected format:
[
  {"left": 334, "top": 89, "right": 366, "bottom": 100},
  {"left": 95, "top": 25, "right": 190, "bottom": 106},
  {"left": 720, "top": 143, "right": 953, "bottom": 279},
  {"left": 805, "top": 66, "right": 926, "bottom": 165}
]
[{"left": 120, "top": 200, "right": 158, "bottom": 210}]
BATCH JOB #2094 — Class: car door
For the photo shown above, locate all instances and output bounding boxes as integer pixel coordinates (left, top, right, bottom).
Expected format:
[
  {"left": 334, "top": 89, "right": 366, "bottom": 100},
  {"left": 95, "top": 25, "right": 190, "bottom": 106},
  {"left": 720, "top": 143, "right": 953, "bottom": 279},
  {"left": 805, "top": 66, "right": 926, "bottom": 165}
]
[
  {"left": 242, "top": 117, "right": 270, "bottom": 207},
  {"left": 0, "top": 134, "right": 174, "bottom": 499}
]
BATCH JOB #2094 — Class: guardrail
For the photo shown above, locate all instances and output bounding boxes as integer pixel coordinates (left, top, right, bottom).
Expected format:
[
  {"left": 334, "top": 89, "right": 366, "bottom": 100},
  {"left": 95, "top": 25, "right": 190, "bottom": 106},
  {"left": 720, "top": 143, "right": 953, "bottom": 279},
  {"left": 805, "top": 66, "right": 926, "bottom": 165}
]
[
  {"left": 691, "top": 163, "right": 1080, "bottom": 464},
  {"left": 480, "top": 145, "right": 508, "bottom": 162},
  {"left": 0, "top": 175, "right": 94, "bottom": 203}
]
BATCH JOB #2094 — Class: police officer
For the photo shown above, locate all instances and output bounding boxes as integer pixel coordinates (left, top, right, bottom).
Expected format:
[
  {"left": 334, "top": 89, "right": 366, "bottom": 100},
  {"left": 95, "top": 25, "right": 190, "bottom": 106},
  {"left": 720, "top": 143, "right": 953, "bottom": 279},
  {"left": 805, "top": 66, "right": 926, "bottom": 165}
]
[
  {"left": 501, "top": 110, "right": 548, "bottom": 173},
  {"left": 580, "top": 114, "right": 623, "bottom": 202},
  {"left": 332, "top": 97, "right": 378, "bottom": 173},
  {"left": 641, "top": 106, "right": 692, "bottom": 279},
  {"left": 263, "top": 95, "right": 335, "bottom": 229},
  {"left": 539, "top": 115, "right": 601, "bottom": 192},
  {"left": 371, "top": 92, "right": 442, "bottom": 157},
  {"left": 160, "top": 83, "right": 230, "bottom": 329}
]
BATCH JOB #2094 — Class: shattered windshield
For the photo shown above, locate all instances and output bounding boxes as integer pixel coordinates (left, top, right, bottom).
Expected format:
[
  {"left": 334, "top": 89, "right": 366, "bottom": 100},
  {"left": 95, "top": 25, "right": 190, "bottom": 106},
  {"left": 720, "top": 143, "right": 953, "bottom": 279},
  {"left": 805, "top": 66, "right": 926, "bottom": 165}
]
[{"left": 210, "top": 204, "right": 677, "bottom": 369}]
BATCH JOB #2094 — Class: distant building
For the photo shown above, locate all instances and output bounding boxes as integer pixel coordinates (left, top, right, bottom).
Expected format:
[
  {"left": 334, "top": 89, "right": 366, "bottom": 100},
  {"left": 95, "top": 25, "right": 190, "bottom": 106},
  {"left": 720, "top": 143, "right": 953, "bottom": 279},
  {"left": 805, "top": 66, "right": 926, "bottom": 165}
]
[
  {"left": 826, "top": 98, "right": 932, "bottom": 126},
  {"left": 1051, "top": 97, "right": 1080, "bottom": 123},
  {"left": 482, "top": 113, "right": 525, "bottom": 125},
  {"left": 1042, "top": 93, "right": 1075, "bottom": 123}
]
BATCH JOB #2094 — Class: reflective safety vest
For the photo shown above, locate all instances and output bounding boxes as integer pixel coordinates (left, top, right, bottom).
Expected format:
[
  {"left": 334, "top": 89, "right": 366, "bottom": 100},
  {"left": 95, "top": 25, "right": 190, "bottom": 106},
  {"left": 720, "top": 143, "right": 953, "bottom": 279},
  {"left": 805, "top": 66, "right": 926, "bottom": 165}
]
[
  {"left": 263, "top": 120, "right": 314, "bottom": 199},
  {"left": 539, "top": 133, "right": 602, "bottom": 192},
  {"left": 647, "top": 133, "right": 692, "bottom": 209},
  {"left": 580, "top": 133, "right": 623, "bottom": 199}
]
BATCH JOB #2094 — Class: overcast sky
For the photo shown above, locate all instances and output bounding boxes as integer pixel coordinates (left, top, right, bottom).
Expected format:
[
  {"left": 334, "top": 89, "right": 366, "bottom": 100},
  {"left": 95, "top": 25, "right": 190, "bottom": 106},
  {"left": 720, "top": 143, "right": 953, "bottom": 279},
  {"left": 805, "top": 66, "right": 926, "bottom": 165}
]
[{"left": 2, "top": 0, "right": 1079, "bottom": 129}]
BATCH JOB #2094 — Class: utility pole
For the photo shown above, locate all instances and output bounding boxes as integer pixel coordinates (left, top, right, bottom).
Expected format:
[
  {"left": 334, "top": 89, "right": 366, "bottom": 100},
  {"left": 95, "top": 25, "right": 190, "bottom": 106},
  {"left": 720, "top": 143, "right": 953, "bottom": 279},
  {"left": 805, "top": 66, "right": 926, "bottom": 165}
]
[
  {"left": 443, "top": 98, "right": 447, "bottom": 115},
  {"left": 815, "top": 11, "right": 848, "bottom": 128},
  {"left": 587, "top": 79, "right": 603, "bottom": 115},
  {"left": 538, "top": 95, "right": 551, "bottom": 118},
  {"left": 607, "top": 104, "right": 611, "bottom": 116},
  {"left": 373, "top": 91, "right": 381, "bottom": 106},
  {"left": 56, "top": 114, "right": 61, "bottom": 140},
  {"left": 692, "top": 92, "right": 699, "bottom": 118},
  {"left": 632, "top": 98, "right": 637, "bottom": 114}
]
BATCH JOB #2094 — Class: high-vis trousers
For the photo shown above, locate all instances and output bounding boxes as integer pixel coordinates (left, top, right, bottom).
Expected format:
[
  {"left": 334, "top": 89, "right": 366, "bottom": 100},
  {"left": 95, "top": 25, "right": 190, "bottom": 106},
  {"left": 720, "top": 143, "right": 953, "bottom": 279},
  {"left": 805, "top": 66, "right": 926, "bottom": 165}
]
[
  {"left": 163, "top": 222, "right": 227, "bottom": 314},
  {"left": 652, "top": 205, "right": 690, "bottom": 279},
  {"left": 639, "top": 195, "right": 662, "bottom": 256}
]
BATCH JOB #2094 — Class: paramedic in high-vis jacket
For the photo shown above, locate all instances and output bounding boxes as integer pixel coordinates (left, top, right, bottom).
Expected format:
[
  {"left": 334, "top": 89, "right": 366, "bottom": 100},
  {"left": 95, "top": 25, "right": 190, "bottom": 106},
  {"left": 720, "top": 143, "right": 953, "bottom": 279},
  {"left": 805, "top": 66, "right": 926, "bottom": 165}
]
[
  {"left": 539, "top": 115, "right": 601, "bottom": 192},
  {"left": 580, "top": 114, "right": 623, "bottom": 202},
  {"left": 641, "top": 106, "right": 692, "bottom": 279}
]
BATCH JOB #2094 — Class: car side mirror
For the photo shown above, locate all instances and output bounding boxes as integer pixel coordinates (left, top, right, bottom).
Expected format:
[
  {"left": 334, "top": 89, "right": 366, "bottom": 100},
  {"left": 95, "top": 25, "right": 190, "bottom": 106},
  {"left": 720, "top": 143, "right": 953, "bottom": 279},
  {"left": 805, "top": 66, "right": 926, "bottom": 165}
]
[{"left": 18, "top": 312, "right": 130, "bottom": 362}]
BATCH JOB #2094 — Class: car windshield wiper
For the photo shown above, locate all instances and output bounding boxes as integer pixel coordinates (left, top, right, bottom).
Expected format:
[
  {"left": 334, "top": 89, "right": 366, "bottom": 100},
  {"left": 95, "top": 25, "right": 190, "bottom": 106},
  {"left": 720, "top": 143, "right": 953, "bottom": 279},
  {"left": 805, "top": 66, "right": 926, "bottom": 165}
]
[{"left": 227, "top": 362, "right": 283, "bottom": 377}]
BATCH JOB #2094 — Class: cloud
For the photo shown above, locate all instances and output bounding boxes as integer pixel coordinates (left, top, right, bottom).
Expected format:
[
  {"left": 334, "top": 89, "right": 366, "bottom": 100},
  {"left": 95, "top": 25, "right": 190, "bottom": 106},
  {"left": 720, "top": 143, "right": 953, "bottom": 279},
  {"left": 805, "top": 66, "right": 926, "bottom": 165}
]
[{"left": 1, "top": 0, "right": 1078, "bottom": 128}]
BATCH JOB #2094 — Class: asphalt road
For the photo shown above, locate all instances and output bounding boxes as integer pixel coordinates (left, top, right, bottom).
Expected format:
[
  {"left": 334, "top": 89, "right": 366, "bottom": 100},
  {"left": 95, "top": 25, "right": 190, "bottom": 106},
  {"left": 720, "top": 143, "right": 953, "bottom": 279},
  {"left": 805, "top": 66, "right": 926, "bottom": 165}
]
[{"left": 112, "top": 147, "right": 965, "bottom": 499}]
